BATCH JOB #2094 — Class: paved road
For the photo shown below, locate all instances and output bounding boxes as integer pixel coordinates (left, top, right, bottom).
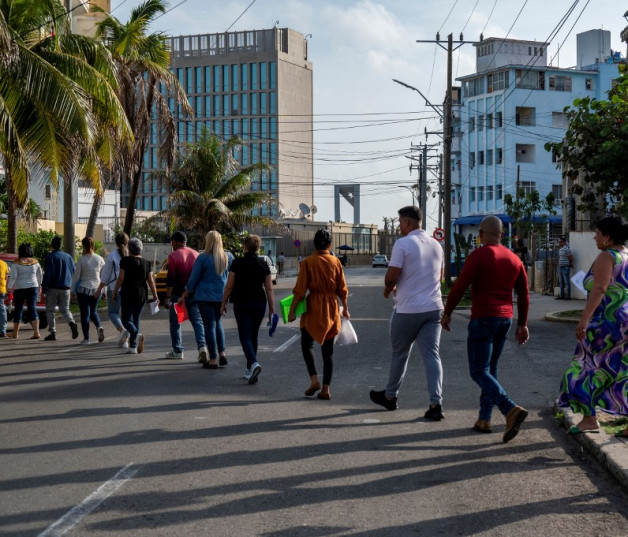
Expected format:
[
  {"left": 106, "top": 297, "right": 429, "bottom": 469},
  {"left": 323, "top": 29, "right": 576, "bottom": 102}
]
[{"left": 1, "top": 267, "right": 627, "bottom": 536}]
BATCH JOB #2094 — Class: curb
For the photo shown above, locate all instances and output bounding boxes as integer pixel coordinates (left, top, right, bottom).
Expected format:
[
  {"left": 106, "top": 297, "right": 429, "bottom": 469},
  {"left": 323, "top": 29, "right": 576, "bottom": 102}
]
[
  {"left": 554, "top": 403, "right": 628, "bottom": 490},
  {"left": 544, "top": 311, "right": 580, "bottom": 323}
]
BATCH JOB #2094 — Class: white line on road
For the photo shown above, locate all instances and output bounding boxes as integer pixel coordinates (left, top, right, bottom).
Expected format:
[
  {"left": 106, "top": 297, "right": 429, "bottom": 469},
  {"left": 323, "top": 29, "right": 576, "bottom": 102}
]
[
  {"left": 38, "top": 463, "right": 140, "bottom": 537},
  {"left": 274, "top": 334, "right": 300, "bottom": 353}
]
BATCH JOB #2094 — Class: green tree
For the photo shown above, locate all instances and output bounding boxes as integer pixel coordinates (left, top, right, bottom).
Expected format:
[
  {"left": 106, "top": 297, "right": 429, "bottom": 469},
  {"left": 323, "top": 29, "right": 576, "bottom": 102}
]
[
  {"left": 94, "top": 0, "right": 192, "bottom": 236},
  {"left": 166, "top": 129, "right": 272, "bottom": 244},
  {"left": 545, "top": 72, "right": 628, "bottom": 217}
]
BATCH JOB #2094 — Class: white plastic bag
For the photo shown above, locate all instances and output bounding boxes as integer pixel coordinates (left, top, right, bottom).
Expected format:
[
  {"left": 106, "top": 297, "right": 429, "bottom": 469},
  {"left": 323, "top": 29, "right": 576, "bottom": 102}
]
[{"left": 336, "top": 317, "right": 358, "bottom": 346}]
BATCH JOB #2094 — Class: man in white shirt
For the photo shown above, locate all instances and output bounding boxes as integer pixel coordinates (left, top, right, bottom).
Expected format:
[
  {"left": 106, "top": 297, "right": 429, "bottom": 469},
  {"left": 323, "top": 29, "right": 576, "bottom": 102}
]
[{"left": 370, "top": 206, "right": 445, "bottom": 420}]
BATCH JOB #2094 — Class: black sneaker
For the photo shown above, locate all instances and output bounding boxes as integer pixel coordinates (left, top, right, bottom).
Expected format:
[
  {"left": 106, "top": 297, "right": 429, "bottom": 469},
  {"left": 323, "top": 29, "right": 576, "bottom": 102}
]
[
  {"left": 70, "top": 322, "right": 79, "bottom": 339},
  {"left": 44, "top": 333, "right": 57, "bottom": 341},
  {"left": 424, "top": 404, "right": 445, "bottom": 421},
  {"left": 369, "top": 390, "right": 398, "bottom": 411}
]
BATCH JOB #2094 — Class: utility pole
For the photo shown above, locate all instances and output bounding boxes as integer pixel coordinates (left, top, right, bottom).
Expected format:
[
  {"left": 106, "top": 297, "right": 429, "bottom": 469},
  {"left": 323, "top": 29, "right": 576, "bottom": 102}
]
[
  {"left": 416, "top": 33, "right": 476, "bottom": 286},
  {"left": 438, "top": 155, "right": 443, "bottom": 229}
]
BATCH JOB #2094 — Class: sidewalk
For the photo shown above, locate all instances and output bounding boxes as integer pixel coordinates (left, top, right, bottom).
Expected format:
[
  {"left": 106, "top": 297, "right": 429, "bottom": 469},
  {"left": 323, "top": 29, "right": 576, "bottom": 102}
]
[{"left": 531, "top": 292, "right": 628, "bottom": 489}]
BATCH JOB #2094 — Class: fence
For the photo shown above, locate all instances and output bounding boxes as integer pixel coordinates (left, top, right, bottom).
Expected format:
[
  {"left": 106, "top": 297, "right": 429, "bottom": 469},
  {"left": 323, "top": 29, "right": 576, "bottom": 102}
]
[{"left": 77, "top": 216, "right": 169, "bottom": 244}]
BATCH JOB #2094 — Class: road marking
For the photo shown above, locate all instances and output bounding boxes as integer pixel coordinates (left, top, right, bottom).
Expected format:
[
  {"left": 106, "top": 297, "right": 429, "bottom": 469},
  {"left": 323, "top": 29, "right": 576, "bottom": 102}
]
[
  {"left": 274, "top": 334, "right": 300, "bottom": 353},
  {"left": 38, "top": 463, "right": 140, "bottom": 537}
]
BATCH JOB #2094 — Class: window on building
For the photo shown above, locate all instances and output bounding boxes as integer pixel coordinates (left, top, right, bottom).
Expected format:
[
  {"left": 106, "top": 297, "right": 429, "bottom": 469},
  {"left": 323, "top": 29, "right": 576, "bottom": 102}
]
[
  {"left": 261, "top": 117, "right": 268, "bottom": 139},
  {"left": 486, "top": 149, "right": 493, "bottom": 165},
  {"left": 469, "top": 117, "right": 475, "bottom": 131},
  {"left": 552, "top": 184, "right": 563, "bottom": 203},
  {"left": 487, "top": 185, "right": 494, "bottom": 200},
  {"left": 487, "top": 70, "right": 509, "bottom": 93},
  {"left": 496, "top": 111, "right": 503, "bottom": 127},
  {"left": 186, "top": 67, "right": 192, "bottom": 93},
  {"left": 222, "top": 65, "right": 229, "bottom": 91},
  {"left": 469, "top": 187, "right": 476, "bottom": 203},
  {"left": 260, "top": 92, "right": 267, "bottom": 114},
  {"left": 270, "top": 61, "right": 277, "bottom": 89},
  {"left": 231, "top": 64, "right": 238, "bottom": 91},
  {"left": 195, "top": 66, "right": 201, "bottom": 93},
  {"left": 469, "top": 151, "right": 476, "bottom": 168},
  {"left": 251, "top": 92, "right": 258, "bottom": 115},
  {"left": 241, "top": 63, "right": 248, "bottom": 90},
  {"left": 223, "top": 94, "right": 229, "bottom": 116},
  {"left": 478, "top": 114, "right": 484, "bottom": 131},
  {"left": 516, "top": 144, "right": 535, "bottom": 163},
  {"left": 585, "top": 78, "right": 593, "bottom": 91},
  {"left": 515, "top": 106, "right": 536, "bottom": 126},
  {"left": 549, "top": 75, "right": 572, "bottom": 91},
  {"left": 251, "top": 63, "right": 258, "bottom": 89},
  {"left": 515, "top": 70, "right": 544, "bottom": 90},
  {"left": 205, "top": 96, "right": 211, "bottom": 117},
  {"left": 486, "top": 113, "right": 493, "bottom": 129},
  {"left": 260, "top": 62, "right": 267, "bottom": 90},
  {"left": 270, "top": 142, "right": 277, "bottom": 164},
  {"left": 464, "top": 77, "right": 484, "bottom": 97},
  {"left": 241, "top": 93, "right": 248, "bottom": 115},
  {"left": 478, "top": 186, "right": 484, "bottom": 202},
  {"left": 496, "top": 184, "right": 503, "bottom": 200},
  {"left": 496, "top": 147, "right": 503, "bottom": 164},
  {"left": 270, "top": 92, "right": 277, "bottom": 114},
  {"left": 478, "top": 150, "right": 485, "bottom": 165},
  {"left": 232, "top": 94, "right": 239, "bottom": 115},
  {"left": 520, "top": 180, "right": 537, "bottom": 196},
  {"left": 270, "top": 117, "right": 277, "bottom": 139},
  {"left": 44, "top": 184, "right": 51, "bottom": 199},
  {"left": 551, "top": 112, "right": 569, "bottom": 129},
  {"left": 204, "top": 66, "right": 211, "bottom": 92},
  {"left": 195, "top": 96, "right": 202, "bottom": 117}
]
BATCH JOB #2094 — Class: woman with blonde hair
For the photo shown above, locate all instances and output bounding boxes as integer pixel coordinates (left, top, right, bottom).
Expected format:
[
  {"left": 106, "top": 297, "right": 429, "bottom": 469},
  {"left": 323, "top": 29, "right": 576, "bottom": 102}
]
[{"left": 181, "top": 231, "right": 233, "bottom": 368}]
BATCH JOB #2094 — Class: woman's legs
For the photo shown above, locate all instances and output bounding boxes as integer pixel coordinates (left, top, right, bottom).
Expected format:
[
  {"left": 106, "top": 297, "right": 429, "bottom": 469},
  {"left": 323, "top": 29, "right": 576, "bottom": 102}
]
[
  {"left": 77, "top": 292, "right": 91, "bottom": 340},
  {"left": 301, "top": 328, "right": 318, "bottom": 377},
  {"left": 121, "top": 300, "right": 139, "bottom": 348},
  {"left": 107, "top": 288, "right": 124, "bottom": 331},
  {"left": 197, "top": 301, "right": 218, "bottom": 359},
  {"left": 233, "top": 302, "right": 266, "bottom": 368},
  {"left": 87, "top": 294, "right": 101, "bottom": 329}
]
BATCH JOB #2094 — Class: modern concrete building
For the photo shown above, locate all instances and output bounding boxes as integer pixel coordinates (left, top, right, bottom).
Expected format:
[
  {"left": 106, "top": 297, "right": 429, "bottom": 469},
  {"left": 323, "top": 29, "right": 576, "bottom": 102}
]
[
  {"left": 453, "top": 29, "right": 623, "bottom": 241},
  {"left": 129, "top": 27, "right": 314, "bottom": 219}
]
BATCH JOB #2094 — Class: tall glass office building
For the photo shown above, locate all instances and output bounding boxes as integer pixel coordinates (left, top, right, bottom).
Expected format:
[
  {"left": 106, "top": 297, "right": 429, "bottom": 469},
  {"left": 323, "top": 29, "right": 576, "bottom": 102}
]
[{"left": 126, "top": 27, "right": 314, "bottom": 218}]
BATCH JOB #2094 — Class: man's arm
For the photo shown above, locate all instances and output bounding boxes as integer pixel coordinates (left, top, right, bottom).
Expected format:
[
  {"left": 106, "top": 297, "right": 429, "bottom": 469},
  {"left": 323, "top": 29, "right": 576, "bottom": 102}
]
[{"left": 384, "top": 266, "right": 401, "bottom": 298}]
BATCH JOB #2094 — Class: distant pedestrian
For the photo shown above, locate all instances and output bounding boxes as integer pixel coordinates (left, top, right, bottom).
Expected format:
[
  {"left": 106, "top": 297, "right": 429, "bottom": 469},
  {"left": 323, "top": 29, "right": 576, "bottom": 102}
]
[
  {"left": 558, "top": 216, "right": 628, "bottom": 437},
  {"left": 514, "top": 238, "right": 531, "bottom": 269},
  {"left": 112, "top": 238, "right": 158, "bottom": 354},
  {"left": 221, "top": 234, "right": 275, "bottom": 384},
  {"left": 7, "top": 243, "right": 43, "bottom": 339},
  {"left": 0, "top": 257, "right": 9, "bottom": 337},
  {"left": 289, "top": 229, "right": 349, "bottom": 400},
  {"left": 276, "top": 252, "right": 285, "bottom": 276},
  {"left": 369, "top": 206, "right": 445, "bottom": 419},
  {"left": 442, "top": 215, "right": 530, "bottom": 443},
  {"left": 180, "top": 231, "right": 233, "bottom": 368},
  {"left": 163, "top": 231, "right": 205, "bottom": 360},
  {"left": 71, "top": 237, "right": 105, "bottom": 345},
  {"left": 42, "top": 236, "right": 78, "bottom": 341},
  {"left": 556, "top": 236, "right": 574, "bottom": 300},
  {"left": 96, "top": 232, "right": 130, "bottom": 348}
]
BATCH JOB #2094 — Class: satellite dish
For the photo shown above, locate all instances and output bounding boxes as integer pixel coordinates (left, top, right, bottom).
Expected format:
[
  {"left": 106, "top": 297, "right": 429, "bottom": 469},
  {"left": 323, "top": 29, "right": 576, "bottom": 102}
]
[
  {"left": 310, "top": 205, "right": 318, "bottom": 215},
  {"left": 299, "top": 203, "right": 311, "bottom": 216}
]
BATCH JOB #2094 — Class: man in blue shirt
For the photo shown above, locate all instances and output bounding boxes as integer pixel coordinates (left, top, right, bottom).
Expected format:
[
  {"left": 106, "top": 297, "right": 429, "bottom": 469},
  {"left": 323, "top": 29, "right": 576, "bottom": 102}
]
[
  {"left": 43, "top": 236, "right": 78, "bottom": 340},
  {"left": 556, "top": 236, "right": 574, "bottom": 300}
]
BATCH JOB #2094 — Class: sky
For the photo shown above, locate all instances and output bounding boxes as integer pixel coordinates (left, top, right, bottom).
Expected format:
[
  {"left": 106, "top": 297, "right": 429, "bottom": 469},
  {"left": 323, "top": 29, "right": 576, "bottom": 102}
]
[{"left": 111, "top": 0, "right": 628, "bottom": 231}]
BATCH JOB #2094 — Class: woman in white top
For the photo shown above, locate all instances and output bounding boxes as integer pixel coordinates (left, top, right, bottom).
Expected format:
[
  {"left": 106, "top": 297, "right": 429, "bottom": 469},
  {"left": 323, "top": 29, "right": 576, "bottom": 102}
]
[
  {"left": 7, "top": 243, "right": 43, "bottom": 339},
  {"left": 71, "top": 237, "right": 105, "bottom": 345},
  {"left": 96, "top": 232, "right": 129, "bottom": 347}
]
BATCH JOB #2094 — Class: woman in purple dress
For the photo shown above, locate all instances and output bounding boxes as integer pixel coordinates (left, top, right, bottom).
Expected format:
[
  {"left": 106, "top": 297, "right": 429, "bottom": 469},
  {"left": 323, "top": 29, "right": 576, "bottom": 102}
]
[{"left": 557, "top": 216, "right": 628, "bottom": 437}]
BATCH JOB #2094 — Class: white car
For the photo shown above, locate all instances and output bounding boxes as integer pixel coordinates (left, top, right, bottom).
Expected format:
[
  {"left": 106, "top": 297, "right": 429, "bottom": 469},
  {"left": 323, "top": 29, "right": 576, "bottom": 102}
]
[
  {"left": 259, "top": 255, "right": 278, "bottom": 284},
  {"left": 372, "top": 254, "right": 389, "bottom": 268}
]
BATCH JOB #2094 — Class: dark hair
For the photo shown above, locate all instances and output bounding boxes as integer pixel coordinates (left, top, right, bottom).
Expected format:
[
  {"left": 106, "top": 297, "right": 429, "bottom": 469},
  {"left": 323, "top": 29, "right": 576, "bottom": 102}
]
[
  {"left": 314, "top": 229, "right": 332, "bottom": 250},
  {"left": 18, "top": 242, "right": 34, "bottom": 258},
  {"left": 115, "top": 232, "right": 129, "bottom": 257},
  {"left": 51, "top": 236, "right": 62, "bottom": 250},
  {"left": 398, "top": 205, "right": 421, "bottom": 222},
  {"left": 82, "top": 236, "right": 94, "bottom": 253},
  {"left": 596, "top": 216, "right": 628, "bottom": 245},
  {"left": 243, "top": 234, "right": 260, "bottom": 253}
]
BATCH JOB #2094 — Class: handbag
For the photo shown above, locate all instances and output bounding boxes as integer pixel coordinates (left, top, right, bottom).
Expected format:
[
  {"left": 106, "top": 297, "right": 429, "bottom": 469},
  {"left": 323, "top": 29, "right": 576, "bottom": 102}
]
[{"left": 336, "top": 317, "right": 358, "bottom": 346}]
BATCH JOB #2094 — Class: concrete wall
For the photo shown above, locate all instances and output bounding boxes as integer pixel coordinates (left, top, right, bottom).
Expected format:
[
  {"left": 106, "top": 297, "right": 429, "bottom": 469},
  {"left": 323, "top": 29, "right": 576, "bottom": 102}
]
[{"left": 566, "top": 231, "right": 597, "bottom": 300}]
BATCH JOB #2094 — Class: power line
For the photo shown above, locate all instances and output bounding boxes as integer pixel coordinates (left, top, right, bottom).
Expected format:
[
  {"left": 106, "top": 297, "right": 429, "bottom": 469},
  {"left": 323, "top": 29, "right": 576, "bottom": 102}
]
[{"left": 225, "top": 0, "right": 258, "bottom": 32}]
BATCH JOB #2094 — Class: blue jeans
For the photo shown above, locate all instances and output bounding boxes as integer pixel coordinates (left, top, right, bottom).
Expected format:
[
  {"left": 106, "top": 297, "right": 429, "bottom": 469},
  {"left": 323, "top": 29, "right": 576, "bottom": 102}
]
[
  {"left": 107, "top": 288, "right": 123, "bottom": 330},
  {"left": 0, "top": 293, "right": 6, "bottom": 334},
  {"left": 77, "top": 292, "right": 101, "bottom": 340},
  {"left": 385, "top": 309, "right": 443, "bottom": 404},
  {"left": 559, "top": 266, "right": 571, "bottom": 298},
  {"left": 121, "top": 299, "right": 145, "bottom": 348},
  {"left": 196, "top": 301, "right": 225, "bottom": 359},
  {"left": 467, "top": 317, "right": 516, "bottom": 421},
  {"left": 13, "top": 287, "right": 38, "bottom": 323},
  {"left": 233, "top": 302, "right": 266, "bottom": 368},
  {"left": 168, "top": 296, "right": 205, "bottom": 353}
]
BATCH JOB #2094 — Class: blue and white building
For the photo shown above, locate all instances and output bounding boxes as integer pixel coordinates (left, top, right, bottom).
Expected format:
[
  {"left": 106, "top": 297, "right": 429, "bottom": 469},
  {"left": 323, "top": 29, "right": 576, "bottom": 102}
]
[{"left": 453, "top": 29, "right": 623, "bottom": 242}]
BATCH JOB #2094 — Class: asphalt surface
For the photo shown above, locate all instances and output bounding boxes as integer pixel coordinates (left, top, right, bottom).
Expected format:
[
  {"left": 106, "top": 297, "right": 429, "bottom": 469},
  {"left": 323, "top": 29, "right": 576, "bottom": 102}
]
[{"left": 1, "top": 267, "right": 627, "bottom": 536}]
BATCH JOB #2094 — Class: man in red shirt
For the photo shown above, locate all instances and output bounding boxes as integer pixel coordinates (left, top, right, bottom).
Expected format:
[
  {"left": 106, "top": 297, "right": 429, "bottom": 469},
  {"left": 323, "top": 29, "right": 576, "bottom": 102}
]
[{"left": 441, "top": 215, "right": 530, "bottom": 443}]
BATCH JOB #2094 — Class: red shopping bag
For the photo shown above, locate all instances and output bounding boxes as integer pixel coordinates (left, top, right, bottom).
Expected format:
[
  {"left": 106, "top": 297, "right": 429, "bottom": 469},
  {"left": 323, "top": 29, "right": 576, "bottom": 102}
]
[{"left": 173, "top": 302, "right": 188, "bottom": 324}]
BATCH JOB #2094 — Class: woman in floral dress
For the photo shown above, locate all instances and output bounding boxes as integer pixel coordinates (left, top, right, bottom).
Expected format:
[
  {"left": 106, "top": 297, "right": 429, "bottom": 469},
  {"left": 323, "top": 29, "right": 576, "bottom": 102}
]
[{"left": 558, "top": 216, "right": 628, "bottom": 437}]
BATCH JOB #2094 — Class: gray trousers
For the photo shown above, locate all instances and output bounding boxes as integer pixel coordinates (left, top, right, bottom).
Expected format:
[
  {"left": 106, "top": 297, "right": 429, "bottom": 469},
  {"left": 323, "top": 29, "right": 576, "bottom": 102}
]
[
  {"left": 385, "top": 309, "right": 444, "bottom": 405},
  {"left": 46, "top": 288, "right": 74, "bottom": 333}
]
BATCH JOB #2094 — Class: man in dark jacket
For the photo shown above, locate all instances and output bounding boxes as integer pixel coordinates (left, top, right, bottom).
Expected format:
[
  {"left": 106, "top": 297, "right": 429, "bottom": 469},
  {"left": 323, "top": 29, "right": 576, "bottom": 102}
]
[{"left": 43, "top": 236, "right": 78, "bottom": 340}]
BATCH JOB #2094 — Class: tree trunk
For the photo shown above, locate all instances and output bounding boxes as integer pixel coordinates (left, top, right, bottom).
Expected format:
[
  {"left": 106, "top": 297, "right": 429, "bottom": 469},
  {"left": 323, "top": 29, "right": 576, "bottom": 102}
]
[
  {"left": 6, "top": 170, "right": 18, "bottom": 254},
  {"left": 86, "top": 187, "right": 103, "bottom": 239},
  {"left": 63, "top": 173, "right": 75, "bottom": 258}
]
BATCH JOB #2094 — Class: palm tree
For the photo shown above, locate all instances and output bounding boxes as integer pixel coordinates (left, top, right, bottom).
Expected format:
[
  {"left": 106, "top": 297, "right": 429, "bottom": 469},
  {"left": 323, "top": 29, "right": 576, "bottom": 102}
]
[
  {"left": 94, "top": 0, "right": 191, "bottom": 236},
  {"left": 167, "top": 129, "right": 272, "bottom": 242},
  {"left": 0, "top": 0, "right": 130, "bottom": 253}
]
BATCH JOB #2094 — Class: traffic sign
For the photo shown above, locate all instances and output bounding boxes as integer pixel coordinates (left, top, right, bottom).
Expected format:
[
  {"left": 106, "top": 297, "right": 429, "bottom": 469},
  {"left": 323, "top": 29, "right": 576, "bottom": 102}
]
[
  {"left": 293, "top": 239, "right": 301, "bottom": 248},
  {"left": 433, "top": 228, "right": 445, "bottom": 241}
]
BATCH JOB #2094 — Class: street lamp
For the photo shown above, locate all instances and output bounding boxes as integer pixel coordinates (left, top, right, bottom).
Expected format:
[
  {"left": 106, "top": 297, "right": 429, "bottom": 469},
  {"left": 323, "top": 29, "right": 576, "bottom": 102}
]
[{"left": 397, "top": 185, "right": 417, "bottom": 206}]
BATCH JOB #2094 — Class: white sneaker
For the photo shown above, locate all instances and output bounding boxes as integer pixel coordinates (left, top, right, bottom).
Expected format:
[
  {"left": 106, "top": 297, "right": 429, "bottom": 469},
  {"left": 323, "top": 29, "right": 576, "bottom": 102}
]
[
  {"left": 97, "top": 327, "right": 105, "bottom": 343},
  {"left": 137, "top": 333, "right": 145, "bottom": 354},
  {"left": 123, "top": 341, "right": 129, "bottom": 349},
  {"left": 126, "top": 347, "right": 138, "bottom": 354},
  {"left": 118, "top": 329, "right": 129, "bottom": 347},
  {"left": 164, "top": 350, "right": 184, "bottom": 360},
  {"left": 198, "top": 346, "right": 209, "bottom": 363},
  {"left": 80, "top": 339, "right": 91, "bottom": 346},
  {"left": 243, "top": 368, "right": 252, "bottom": 380},
  {"left": 248, "top": 362, "right": 262, "bottom": 384}
]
